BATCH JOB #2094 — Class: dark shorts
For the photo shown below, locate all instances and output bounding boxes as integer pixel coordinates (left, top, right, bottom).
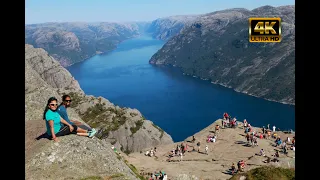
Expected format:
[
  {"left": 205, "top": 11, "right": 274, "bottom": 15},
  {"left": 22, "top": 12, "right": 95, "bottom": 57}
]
[{"left": 55, "top": 125, "right": 78, "bottom": 137}]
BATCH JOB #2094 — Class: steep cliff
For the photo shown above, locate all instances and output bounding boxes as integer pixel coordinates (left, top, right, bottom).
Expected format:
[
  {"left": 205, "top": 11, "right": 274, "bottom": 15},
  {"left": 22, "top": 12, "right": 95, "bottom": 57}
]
[
  {"left": 25, "top": 44, "right": 173, "bottom": 155},
  {"left": 26, "top": 127, "right": 140, "bottom": 180},
  {"left": 25, "top": 22, "right": 141, "bottom": 67},
  {"left": 146, "top": 15, "right": 199, "bottom": 41},
  {"left": 149, "top": 5, "right": 295, "bottom": 105}
]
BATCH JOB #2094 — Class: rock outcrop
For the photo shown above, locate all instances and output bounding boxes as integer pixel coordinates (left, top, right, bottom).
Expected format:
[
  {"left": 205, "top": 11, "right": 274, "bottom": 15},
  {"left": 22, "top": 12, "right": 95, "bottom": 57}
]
[
  {"left": 25, "top": 22, "right": 142, "bottom": 67},
  {"left": 25, "top": 44, "right": 174, "bottom": 179},
  {"left": 149, "top": 5, "right": 295, "bottom": 105},
  {"left": 146, "top": 15, "right": 199, "bottom": 41},
  {"left": 25, "top": 44, "right": 173, "bottom": 154},
  {"left": 26, "top": 131, "right": 139, "bottom": 180},
  {"left": 126, "top": 119, "right": 295, "bottom": 180}
]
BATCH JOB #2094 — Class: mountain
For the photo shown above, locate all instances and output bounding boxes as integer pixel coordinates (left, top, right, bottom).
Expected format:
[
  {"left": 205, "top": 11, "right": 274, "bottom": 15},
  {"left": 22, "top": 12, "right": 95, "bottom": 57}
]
[
  {"left": 149, "top": 5, "right": 295, "bottom": 105},
  {"left": 25, "top": 44, "right": 173, "bottom": 155},
  {"left": 146, "top": 15, "right": 199, "bottom": 40},
  {"left": 25, "top": 22, "right": 142, "bottom": 67},
  {"left": 25, "top": 16, "right": 199, "bottom": 67}
]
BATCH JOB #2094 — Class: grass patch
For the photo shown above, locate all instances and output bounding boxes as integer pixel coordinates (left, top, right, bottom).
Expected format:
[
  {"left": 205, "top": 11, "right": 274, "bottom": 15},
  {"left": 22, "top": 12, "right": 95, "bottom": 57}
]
[
  {"left": 110, "top": 173, "right": 124, "bottom": 178},
  {"left": 68, "top": 92, "right": 83, "bottom": 108},
  {"left": 130, "top": 120, "right": 144, "bottom": 135},
  {"left": 82, "top": 103, "right": 108, "bottom": 123},
  {"left": 81, "top": 104, "right": 128, "bottom": 138},
  {"left": 126, "top": 163, "right": 146, "bottom": 180},
  {"left": 229, "top": 166, "right": 295, "bottom": 180},
  {"left": 152, "top": 123, "right": 164, "bottom": 139},
  {"left": 80, "top": 176, "right": 102, "bottom": 180}
]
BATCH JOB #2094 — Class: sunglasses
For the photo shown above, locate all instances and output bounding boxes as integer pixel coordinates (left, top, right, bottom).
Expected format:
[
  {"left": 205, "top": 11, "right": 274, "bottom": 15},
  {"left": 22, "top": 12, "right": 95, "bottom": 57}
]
[
  {"left": 64, "top": 100, "right": 72, "bottom": 102},
  {"left": 50, "top": 104, "right": 58, "bottom": 106}
]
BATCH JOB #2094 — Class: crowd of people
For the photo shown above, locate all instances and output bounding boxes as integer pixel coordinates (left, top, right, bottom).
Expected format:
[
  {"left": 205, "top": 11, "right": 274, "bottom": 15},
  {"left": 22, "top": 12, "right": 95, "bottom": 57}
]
[
  {"left": 42, "top": 95, "right": 295, "bottom": 179},
  {"left": 222, "top": 112, "right": 295, "bottom": 174}
]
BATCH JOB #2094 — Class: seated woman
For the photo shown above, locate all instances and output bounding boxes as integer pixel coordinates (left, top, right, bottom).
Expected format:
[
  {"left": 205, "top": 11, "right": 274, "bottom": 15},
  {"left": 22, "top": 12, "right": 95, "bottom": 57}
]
[
  {"left": 259, "top": 149, "right": 265, "bottom": 156},
  {"left": 43, "top": 97, "right": 96, "bottom": 142},
  {"left": 145, "top": 150, "right": 150, "bottom": 156}
]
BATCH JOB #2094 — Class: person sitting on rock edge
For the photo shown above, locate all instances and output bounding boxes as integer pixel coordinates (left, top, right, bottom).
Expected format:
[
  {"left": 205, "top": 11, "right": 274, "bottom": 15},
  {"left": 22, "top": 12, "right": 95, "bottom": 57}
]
[
  {"left": 57, "top": 95, "right": 81, "bottom": 126},
  {"left": 57, "top": 94, "right": 96, "bottom": 134},
  {"left": 43, "top": 97, "right": 97, "bottom": 142}
]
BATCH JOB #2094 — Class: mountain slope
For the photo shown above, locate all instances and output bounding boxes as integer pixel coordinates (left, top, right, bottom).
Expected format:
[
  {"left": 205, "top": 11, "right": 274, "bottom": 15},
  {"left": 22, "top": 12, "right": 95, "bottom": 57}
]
[
  {"left": 149, "top": 5, "right": 295, "bottom": 105},
  {"left": 25, "top": 22, "right": 141, "bottom": 67},
  {"left": 25, "top": 44, "right": 173, "bottom": 154},
  {"left": 146, "top": 15, "right": 199, "bottom": 41}
]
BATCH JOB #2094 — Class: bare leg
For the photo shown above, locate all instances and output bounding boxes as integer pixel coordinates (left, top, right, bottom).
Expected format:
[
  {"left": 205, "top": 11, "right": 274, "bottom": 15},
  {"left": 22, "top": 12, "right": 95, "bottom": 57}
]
[
  {"left": 71, "top": 120, "right": 82, "bottom": 126},
  {"left": 76, "top": 127, "right": 88, "bottom": 133},
  {"left": 77, "top": 132, "right": 89, "bottom": 136}
]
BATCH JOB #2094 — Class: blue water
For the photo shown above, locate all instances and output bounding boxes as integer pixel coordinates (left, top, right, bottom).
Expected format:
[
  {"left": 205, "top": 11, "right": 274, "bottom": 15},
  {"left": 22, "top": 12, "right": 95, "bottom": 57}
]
[{"left": 67, "top": 35, "right": 295, "bottom": 142}]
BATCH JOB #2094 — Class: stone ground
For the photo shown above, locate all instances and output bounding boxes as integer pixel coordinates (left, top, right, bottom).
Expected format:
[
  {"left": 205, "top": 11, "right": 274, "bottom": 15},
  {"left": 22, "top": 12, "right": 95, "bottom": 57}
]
[
  {"left": 125, "top": 119, "right": 295, "bottom": 180},
  {"left": 26, "top": 120, "right": 49, "bottom": 162}
]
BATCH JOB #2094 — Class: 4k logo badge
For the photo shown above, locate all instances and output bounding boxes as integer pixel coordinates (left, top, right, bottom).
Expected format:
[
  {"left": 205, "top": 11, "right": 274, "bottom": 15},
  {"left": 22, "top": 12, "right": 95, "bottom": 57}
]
[{"left": 249, "top": 17, "right": 281, "bottom": 42}]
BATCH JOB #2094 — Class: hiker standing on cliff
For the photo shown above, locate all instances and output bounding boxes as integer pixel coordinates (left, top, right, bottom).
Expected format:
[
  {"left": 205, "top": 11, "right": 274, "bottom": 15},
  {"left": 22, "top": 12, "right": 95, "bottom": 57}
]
[
  {"left": 205, "top": 145, "right": 209, "bottom": 155},
  {"left": 191, "top": 135, "right": 196, "bottom": 143},
  {"left": 197, "top": 141, "right": 201, "bottom": 152},
  {"left": 223, "top": 112, "right": 229, "bottom": 120}
]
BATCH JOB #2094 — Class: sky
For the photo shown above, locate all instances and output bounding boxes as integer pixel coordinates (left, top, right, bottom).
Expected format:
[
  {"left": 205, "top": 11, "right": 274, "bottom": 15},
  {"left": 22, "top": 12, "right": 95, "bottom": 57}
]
[{"left": 25, "top": 0, "right": 295, "bottom": 24}]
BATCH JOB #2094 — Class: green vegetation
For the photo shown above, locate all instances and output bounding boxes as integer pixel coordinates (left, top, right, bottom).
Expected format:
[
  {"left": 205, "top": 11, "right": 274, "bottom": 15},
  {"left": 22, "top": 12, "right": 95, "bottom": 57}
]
[
  {"left": 229, "top": 166, "right": 295, "bottom": 180},
  {"left": 110, "top": 173, "right": 124, "bottom": 178},
  {"left": 80, "top": 176, "right": 102, "bottom": 180},
  {"left": 130, "top": 120, "right": 144, "bottom": 135},
  {"left": 81, "top": 104, "right": 128, "bottom": 138},
  {"left": 126, "top": 163, "right": 146, "bottom": 180},
  {"left": 82, "top": 103, "right": 108, "bottom": 123},
  {"left": 68, "top": 92, "right": 83, "bottom": 108},
  {"left": 152, "top": 123, "right": 164, "bottom": 139}
]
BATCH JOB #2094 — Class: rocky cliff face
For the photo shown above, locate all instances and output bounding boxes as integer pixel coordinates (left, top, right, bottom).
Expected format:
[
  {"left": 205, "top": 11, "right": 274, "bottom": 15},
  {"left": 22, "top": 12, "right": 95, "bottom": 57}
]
[
  {"left": 149, "top": 5, "right": 295, "bottom": 105},
  {"left": 146, "top": 15, "right": 199, "bottom": 41},
  {"left": 25, "top": 22, "right": 141, "bottom": 67},
  {"left": 25, "top": 44, "right": 173, "bottom": 155},
  {"left": 26, "top": 130, "right": 139, "bottom": 180}
]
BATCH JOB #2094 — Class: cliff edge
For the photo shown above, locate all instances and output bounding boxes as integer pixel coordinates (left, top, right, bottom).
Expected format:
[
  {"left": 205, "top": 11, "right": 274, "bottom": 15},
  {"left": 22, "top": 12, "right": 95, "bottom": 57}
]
[{"left": 25, "top": 44, "right": 173, "bottom": 179}]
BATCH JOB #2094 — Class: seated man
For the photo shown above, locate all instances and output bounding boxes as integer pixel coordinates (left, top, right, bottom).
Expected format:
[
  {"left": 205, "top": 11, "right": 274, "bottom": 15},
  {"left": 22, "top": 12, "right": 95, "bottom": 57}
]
[{"left": 57, "top": 95, "right": 88, "bottom": 128}]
